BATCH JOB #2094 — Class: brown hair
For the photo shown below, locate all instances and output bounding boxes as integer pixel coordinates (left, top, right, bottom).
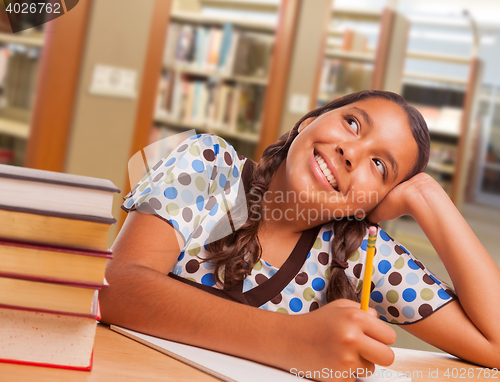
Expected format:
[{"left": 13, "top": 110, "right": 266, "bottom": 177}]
[{"left": 206, "top": 90, "right": 430, "bottom": 302}]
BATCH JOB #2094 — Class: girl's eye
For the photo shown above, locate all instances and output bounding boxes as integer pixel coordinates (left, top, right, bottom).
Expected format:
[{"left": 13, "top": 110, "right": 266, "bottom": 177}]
[
  {"left": 373, "top": 159, "right": 387, "bottom": 179},
  {"left": 345, "top": 116, "right": 359, "bottom": 134}
]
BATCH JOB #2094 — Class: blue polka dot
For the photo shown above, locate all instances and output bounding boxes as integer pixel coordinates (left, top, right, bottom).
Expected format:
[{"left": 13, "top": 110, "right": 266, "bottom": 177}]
[
  {"left": 203, "top": 261, "right": 215, "bottom": 270},
  {"left": 307, "top": 262, "right": 318, "bottom": 275},
  {"left": 402, "top": 288, "right": 417, "bottom": 302},
  {"left": 259, "top": 303, "right": 269, "bottom": 310},
  {"left": 192, "top": 159, "right": 205, "bottom": 173},
  {"left": 173, "top": 265, "right": 182, "bottom": 275},
  {"left": 264, "top": 261, "right": 272, "bottom": 267},
  {"left": 269, "top": 269, "right": 278, "bottom": 278},
  {"left": 177, "top": 251, "right": 185, "bottom": 261},
  {"left": 312, "top": 277, "right": 326, "bottom": 291},
  {"left": 438, "top": 289, "right": 451, "bottom": 300},
  {"left": 361, "top": 239, "right": 368, "bottom": 251},
  {"left": 378, "top": 260, "right": 391, "bottom": 274},
  {"left": 165, "top": 157, "right": 176, "bottom": 166},
  {"left": 402, "top": 306, "right": 415, "bottom": 319},
  {"left": 375, "top": 305, "right": 386, "bottom": 316},
  {"left": 379, "top": 316, "right": 388, "bottom": 322},
  {"left": 177, "top": 157, "right": 189, "bottom": 169},
  {"left": 201, "top": 273, "right": 215, "bottom": 287},
  {"left": 371, "top": 291, "right": 383, "bottom": 303},
  {"left": 140, "top": 187, "right": 151, "bottom": 196},
  {"left": 376, "top": 277, "right": 385, "bottom": 288},
  {"left": 205, "top": 219, "right": 217, "bottom": 233},
  {"left": 181, "top": 190, "right": 194, "bottom": 204},
  {"left": 408, "top": 259, "right": 420, "bottom": 270},
  {"left": 379, "top": 244, "right": 392, "bottom": 257},
  {"left": 289, "top": 298, "right": 303, "bottom": 313},
  {"left": 283, "top": 283, "right": 295, "bottom": 295},
  {"left": 206, "top": 165, "right": 213, "bottom": 179},
  {"left": 127, "top": 199, "right": 135, "bottom": 208},
  {"left": 219, "top": 174, "right": 227, "bottom": 188},
  {"left": 322, "top": 230, "right": 333, "bottom": 242},
  {"left": 168, "top": 219, "right": 179, "bottom": 230},
  {"left": 202, "top": 135, "right": 213, "bottom": 146},
  {"left": 208, "top": 203, "right": 219, "bottom": 216},
  {"left": 243, "top": 278, "right": 253, "bottom": 292},
  {"left": 306, "top": 251, "right": 311, "bottom": 259},
  {"left": 405, "top": 273, "right": 419, "bottom": 285},
  {"left": 181, "top": 227, "right": 189, "bottom": 240},
  {"left": 232, "top": 165, "right": 239, "bottom": 178},
  {"left": 191, "top": 134, "right": 202, "bottom": 140},
  {"left": 164, "top": 187, "right": 178, "bottom": 199},
  {"left": 430, "top": 274, "right": 441, "bottom": 285},
  {"left": 196, "top": 195, "right": 205, "bottom": 211},
  {"left": 379, "top": 230, "right": 390, "bottom": 241},
  {"left": 213, "top": 144, "right": 219, "bottom": 155}
]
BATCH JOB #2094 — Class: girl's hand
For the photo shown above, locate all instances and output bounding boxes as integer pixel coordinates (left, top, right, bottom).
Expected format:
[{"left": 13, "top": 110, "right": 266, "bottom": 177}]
[
  {"left": 291, "top": 299, "right": 396, "bottom": 381},
  {"left": 367, "top": 172, "right": 444, "bottom": 224}
]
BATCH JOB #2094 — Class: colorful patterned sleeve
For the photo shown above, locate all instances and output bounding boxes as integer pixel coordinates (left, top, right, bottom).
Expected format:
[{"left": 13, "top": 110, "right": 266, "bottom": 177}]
[
  {"left": 121, "top": 133, "right": 244, "bottom": 247},
  {"left": 347, "top": 227, "right": 457, "bottom": 325}
]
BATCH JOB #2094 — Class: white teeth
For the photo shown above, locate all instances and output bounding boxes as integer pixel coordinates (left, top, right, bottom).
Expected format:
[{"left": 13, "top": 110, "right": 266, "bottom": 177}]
[{"left": 314, "top": 154, "right": 338, "bottom": 190}]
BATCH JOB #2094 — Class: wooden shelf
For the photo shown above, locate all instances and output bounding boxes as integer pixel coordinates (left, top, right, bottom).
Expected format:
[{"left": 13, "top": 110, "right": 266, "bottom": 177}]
[
  {"left": 164, "top": 64, "right": 268, "bottom": 86},
  {"left": 0, "top": 32, "right": 44, "bottom": 48},
  {"left": 406, "top": 50, "right": 471, "bottom": 65},
  {"left": 155, "top": 114, "right": 260, "bottom": 144},
  {"left": 0, "top": 117, "right": 30, "bottom": 139},
  {"left": 170, "top": 11, "right": 276, "bottom": 33},
  {"left": 404, "top": 71, "right": 468, "bottom": 86},
  {"left": 324, "top": 49, "right": 375, "bottom": 64},
  {"left": 200, "top": 0, "right": 278, "bottom": 13},
  {"left": 426, "top": 161, "right": 455, "bottom": 175},
  {"left": 332, "top": 7, "right": 381, "bottom": 22}
]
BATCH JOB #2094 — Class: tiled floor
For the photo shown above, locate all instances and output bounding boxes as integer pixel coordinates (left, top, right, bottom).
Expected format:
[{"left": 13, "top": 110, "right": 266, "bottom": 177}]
[{"left": 383, "top": 202, "right": 500, "bottom": 353}]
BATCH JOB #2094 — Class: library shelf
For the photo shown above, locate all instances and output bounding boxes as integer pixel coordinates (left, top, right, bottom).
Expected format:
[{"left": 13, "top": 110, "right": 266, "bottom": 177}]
[
  {"left": 0, "top": 32, "right": 44, "bottom": 48},
  {"left": 164, "top": 63, "right": 268, "bottom": 86},
  {"left": 0, "top": 116, "right": 30, "bottom": 139},
  {"left": 154, "top": 114, "right": 260, "bottom": 144},
  {"left": 324, "top": 50, "right": 375, "bottom": 64}
]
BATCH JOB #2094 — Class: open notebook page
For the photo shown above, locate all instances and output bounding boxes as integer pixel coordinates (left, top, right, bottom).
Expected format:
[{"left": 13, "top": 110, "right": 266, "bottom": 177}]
[{"left": 110, "top": 325, "right": 410, "bottom": 382}]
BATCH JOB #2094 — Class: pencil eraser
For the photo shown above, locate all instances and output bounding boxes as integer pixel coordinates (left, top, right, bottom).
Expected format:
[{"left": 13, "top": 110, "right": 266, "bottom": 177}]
[{"left": 369, "top": 226, "right": 377, "bottom": 236}]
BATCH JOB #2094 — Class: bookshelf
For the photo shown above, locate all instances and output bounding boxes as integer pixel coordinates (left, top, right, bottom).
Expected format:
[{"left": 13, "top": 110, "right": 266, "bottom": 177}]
[
  {"left": 149, "top": 0, "right": 283, "bottom": 161},
  {"left": 316, "top": 6, "right": 410, "bottom": 106},
  {"left": 401, "top": 54, "right": 482, "bottom": 210},
  {"left": 0, "top": 29, "right": 45, "bottom": 166}
]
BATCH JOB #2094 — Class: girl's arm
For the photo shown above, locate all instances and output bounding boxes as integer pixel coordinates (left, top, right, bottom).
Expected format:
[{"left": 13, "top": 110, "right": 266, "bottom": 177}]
[
  {"left": 369, "top": 173, "right": 500, "bottom": 368},
  {"left": 99, "top": 211, "right": 396, "bottom": 381}
]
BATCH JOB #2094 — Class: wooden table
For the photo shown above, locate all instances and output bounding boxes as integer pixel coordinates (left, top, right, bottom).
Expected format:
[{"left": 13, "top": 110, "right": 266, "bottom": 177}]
[{"left": 0, "top": 324, "right": 496, "bottom": 381}]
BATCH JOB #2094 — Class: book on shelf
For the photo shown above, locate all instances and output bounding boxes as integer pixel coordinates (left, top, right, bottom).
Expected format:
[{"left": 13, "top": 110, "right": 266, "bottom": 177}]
[
  {"left": 163, "top": 22, "right": 273, "bottom": 78},
  {"left": 0, "top": 163, "right": 120, "bottom": 250},
  {"left": 0, "top": 294, "right": 100, "bottom": 370}
]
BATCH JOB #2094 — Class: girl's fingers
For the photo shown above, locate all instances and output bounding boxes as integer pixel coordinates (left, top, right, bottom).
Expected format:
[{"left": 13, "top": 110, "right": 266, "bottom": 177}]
[
  {"left": 362, "top": 315, "right": 397, "bottom": 346},
  {"left": 358, "top": 335, "right": 396, "bottom": 367}
]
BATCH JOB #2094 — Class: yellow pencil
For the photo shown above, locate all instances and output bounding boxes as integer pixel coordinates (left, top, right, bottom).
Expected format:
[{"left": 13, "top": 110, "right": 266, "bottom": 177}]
[{"left": 360, "top": 226, "right": 377, "bottom": 312}]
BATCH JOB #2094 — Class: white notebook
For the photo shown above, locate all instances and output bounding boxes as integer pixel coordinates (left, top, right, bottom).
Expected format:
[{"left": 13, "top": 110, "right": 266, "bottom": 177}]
[{"left": 110, "top": 325, "right": 410, "bottom": 382}]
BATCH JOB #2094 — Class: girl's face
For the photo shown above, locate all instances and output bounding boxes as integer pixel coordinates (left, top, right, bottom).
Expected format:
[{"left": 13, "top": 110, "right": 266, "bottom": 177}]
[{"left": 282, "top": 98, "right": 419, "bottom": 222}]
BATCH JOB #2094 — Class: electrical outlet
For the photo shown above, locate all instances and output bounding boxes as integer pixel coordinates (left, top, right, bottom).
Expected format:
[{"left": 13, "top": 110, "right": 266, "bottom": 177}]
[{"left": 89, "top": 64, "right": 137, "bottom": 99}]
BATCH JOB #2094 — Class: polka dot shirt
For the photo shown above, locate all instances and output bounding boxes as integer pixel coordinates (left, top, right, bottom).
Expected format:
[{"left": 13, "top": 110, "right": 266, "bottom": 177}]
[{"left": 122, "top": 133, "right": 456, "bottom": 324}]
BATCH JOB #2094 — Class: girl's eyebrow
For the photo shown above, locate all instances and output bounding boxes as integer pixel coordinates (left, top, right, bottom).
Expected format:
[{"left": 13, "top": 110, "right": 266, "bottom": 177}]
[{"left": 352, "top": 106, "right": 399, "bottom": 181}]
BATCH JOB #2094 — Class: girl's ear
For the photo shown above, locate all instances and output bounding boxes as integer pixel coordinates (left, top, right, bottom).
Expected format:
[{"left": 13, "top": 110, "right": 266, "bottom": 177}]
[{"left": 298, "top": 116, "right": 317, "bottom": 133}]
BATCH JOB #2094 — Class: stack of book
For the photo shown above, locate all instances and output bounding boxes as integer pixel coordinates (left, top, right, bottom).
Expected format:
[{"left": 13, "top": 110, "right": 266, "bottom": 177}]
[{"left": 0, "top": 164, "right": 119, "bottom": 370}]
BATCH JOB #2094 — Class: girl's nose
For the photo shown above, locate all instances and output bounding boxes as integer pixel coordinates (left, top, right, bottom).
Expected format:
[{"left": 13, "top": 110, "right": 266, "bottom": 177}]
[{"left": 337, "top": 142, "right": 360, "bottom": 170}]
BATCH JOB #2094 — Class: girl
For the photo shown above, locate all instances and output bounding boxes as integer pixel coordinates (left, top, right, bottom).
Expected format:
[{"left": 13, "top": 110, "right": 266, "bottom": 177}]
[{"left": 100, "top": 90, "right": 500, "bottom": 380}]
